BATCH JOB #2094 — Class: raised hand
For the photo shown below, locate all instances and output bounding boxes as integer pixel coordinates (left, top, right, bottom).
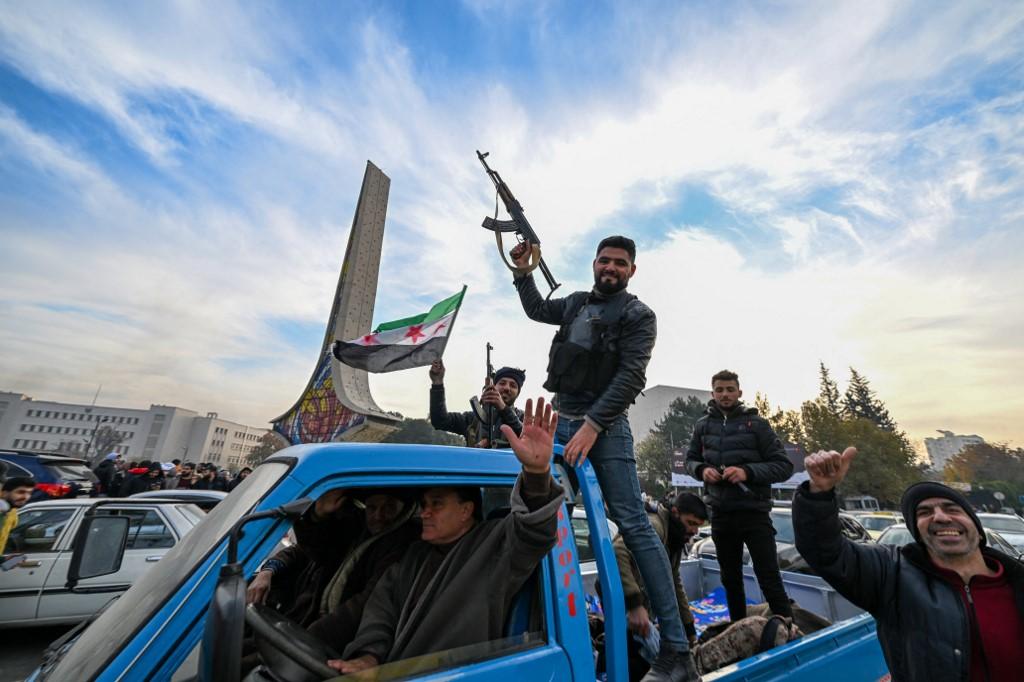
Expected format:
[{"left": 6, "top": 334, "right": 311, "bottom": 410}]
[
  {"left": 480, "top": 384, "right": 506, "bottom": 410},
  {"left": 501, "top": 397, "right": 556, "bottom": 474},
  {"left": 805, "top": 447, "right": 858, "bottom": 493},
  {"left": 510, "top": 241, "right": 535, "bottom": 271},
  {"left": 429, "top": 359, "right": 445, "bottom": 385}
]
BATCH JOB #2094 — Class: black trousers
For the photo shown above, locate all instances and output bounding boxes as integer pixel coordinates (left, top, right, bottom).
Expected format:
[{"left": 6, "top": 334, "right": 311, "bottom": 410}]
[{"left": 711, "top": 510, "right": 793, "bottom": 622}]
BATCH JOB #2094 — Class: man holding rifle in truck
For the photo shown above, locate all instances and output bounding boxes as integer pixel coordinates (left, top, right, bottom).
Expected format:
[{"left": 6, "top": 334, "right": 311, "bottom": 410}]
[
  {"left": 507, "top": 233, "right": 698, "bottom": 682},
  {"left": 428, "top": 358, "right": 525, "bottom": 449}
]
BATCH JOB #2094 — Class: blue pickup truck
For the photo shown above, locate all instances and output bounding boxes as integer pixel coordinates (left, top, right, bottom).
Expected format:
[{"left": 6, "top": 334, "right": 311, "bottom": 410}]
[{"left": 28, "top": 442, "right": 890, "bottom": 681}]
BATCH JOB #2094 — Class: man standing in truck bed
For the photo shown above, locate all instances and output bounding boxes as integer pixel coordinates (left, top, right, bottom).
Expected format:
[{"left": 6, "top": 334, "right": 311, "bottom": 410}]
[
  {"left": 684, "top": 370, "right": 794, "bottom": 624},
  {"left": 510, "top": 235, "right": 697, "bottom": 682}
]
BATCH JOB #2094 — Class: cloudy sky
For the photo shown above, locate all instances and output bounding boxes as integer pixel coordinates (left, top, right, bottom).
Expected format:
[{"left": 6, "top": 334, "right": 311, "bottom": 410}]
[{"left": 1, "top": 1, "right": 1022, "bottom": 448}]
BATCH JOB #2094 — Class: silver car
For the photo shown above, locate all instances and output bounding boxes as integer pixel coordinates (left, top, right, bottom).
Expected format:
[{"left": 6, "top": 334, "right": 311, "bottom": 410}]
[
  {"left": 975, "top": 512, "right": 1024, "bottom": 553},
  {"left": 0, "top": 498, "right": 204, "bottom": 627}
]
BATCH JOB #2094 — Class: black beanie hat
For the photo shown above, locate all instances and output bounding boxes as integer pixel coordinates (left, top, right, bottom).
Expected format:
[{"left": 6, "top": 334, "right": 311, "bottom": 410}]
[
  {"left": 493, "top": 367, "right": 525, "bottom": 390},
  {"left": 900, "top": 481, "right": 985, "bottom": 547}
]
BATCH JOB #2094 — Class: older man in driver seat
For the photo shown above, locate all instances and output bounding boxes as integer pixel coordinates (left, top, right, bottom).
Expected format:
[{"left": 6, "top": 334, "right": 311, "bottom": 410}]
[{"left": 327, "top": 396, "right": 564, "bottom": 674}]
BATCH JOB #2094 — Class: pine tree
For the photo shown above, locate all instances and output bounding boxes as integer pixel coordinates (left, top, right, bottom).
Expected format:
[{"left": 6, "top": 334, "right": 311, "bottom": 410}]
[
  {"left": 842, "top": 368, "right": 896, "bottom": 431},
  {"left": 818, "top": 362, "right": 841, "bottom": 415}
]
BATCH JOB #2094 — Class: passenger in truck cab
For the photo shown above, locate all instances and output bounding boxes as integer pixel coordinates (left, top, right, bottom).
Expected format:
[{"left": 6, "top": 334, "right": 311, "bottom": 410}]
[{"left": 327, "top": 397, "right": 564, "bottom": 675}]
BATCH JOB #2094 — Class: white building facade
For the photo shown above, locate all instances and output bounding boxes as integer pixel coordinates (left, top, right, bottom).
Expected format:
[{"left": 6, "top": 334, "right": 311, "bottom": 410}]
[
  {"left": 0, "top": 391, "right": 268, "bottom": 471},
  {"left": 924, "top": 429, "right": 985, "bottom": 471}
]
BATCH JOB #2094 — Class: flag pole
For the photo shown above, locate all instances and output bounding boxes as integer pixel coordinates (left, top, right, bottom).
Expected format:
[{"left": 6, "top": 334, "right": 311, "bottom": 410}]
[{"left": 439, "top": 285, "right": 468, "bottom": 357}]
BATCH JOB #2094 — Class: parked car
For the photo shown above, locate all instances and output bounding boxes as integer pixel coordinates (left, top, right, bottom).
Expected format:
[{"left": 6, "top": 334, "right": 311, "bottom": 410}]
[
  {"left": 876, "top": 524, "right": 1023, "bottom": 560},
  {"left": 0, "top": 497, "right": 204, "bottom": 627},
  {"left": 854, "top": 512, "right": 903, "bottom": 540},
  {"left": 841, "top": 495, "right": 880, "bottom": 512},
  {"left": 130, "top": 489, "right": 227, "bottom": 512},
  {"left": 689, "top": 508, "right": 873, "bottom": 574},
  {"left": 975, "top": 512, "right": 1024, "bottom": 552},
  {"left": 0, "top": 450, "right": 98, "bottom": 499}
]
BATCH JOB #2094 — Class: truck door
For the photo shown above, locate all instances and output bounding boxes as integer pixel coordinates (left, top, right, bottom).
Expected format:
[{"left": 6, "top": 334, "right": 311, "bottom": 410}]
[
  {"left": 0, "top": 505, "right": 78, "bottom": 624},
  {"left": 37, "top": 506, "right": 179, "bottom": 620}
]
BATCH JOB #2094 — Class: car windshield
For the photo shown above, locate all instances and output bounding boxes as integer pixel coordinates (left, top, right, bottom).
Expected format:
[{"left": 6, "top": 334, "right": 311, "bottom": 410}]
[
  {"left": 981, "top": 516, "right": 1024, "bottom": 533},
  {"left": 860, "top": 516, "right": 898, "bottom": 531},
  {"left": 43, "top": 462, "right": 288, "bottom": 681},
  {"left": 770, "top": 512, "right": 795, "bottom": 544},
  {"left": 879, "top": 527, "right": 913, "bottom": 546}
]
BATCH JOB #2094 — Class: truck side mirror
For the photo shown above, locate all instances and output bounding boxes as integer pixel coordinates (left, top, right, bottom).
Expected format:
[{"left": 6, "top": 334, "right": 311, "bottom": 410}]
[{"left": 66, "top": 515, "right": 130, "bottom": 590}]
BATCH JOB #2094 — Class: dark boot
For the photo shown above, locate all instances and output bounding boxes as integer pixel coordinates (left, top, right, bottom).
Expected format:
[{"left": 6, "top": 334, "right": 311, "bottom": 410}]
[{"left": 640, "top": 648, "right": 700, "bottom": 682}]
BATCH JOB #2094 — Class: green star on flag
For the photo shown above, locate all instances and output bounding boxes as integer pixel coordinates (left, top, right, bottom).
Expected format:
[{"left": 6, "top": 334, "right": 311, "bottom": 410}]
[{"left": 332, "top": 287, "right": 466, "bottom": 373}]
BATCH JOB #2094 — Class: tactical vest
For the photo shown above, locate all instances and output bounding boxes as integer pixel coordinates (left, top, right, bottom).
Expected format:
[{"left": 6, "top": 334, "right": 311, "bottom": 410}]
[{"left": 543, "top": 292, "right": 636, "bottom": 395}]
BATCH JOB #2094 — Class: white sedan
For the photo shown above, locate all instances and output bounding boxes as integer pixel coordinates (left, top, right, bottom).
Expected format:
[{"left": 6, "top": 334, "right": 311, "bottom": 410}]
[{"left": 0, "top": 497, "right": 204, "bottom": 628}]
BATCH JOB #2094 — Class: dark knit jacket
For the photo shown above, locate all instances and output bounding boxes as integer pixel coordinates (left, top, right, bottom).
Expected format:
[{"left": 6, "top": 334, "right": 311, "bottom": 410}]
[
  {"left": 684, "top": 401, "right": 793, "bottom": 513},
  {"left": 794, "top": 482, "right": 1024, "bottom": 681}
]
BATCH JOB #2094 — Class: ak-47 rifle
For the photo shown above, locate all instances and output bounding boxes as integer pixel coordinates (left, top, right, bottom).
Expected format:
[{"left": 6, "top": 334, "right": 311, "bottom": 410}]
[
  {"left": 477, "top": 150, "right": 561, "bottom": 299},
  {"left": 470, "top": 342, "right": 497, "bottom": 446}
]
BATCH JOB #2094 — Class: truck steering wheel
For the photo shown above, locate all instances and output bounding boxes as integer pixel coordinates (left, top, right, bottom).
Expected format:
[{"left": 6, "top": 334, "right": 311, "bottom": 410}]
[{"left": 245, "top": 603, "right": 340, "bottom": 680}]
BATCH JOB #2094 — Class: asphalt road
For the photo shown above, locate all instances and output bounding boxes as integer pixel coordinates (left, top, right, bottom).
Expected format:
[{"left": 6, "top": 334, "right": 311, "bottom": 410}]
[{"left": 0, "top": 625, "right": 71, "bottom": 682}]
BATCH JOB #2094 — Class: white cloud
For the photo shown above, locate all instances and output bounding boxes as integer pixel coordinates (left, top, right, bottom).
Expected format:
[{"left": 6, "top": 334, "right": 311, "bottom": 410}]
[{"left": 0, "top": 1, "right": 1022, "bottom": 446}]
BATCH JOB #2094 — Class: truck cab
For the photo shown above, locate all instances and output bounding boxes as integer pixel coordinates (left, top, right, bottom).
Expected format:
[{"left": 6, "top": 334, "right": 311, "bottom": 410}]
[{"left": 29, "top": 442, "right": 890, "bottom": 682}]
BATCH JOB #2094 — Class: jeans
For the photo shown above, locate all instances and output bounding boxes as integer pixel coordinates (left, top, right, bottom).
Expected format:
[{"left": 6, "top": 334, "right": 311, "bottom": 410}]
[
  {"left": 711, "top": 510, "right": 793, "bottom": 622},
  {"left": 556, "top": 414, "right": 687, "bottom": 652}
]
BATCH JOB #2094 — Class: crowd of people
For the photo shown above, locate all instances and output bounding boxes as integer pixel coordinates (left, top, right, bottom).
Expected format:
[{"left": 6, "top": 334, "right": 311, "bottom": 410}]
[{"left": 91, "top": 454, "right": 252, "bottom": 496}]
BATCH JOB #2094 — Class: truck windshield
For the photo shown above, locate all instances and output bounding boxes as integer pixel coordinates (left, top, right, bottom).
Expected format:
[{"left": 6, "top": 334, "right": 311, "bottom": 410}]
[{"left": 42, "top": 462, "right": 289, "bottom": 682}]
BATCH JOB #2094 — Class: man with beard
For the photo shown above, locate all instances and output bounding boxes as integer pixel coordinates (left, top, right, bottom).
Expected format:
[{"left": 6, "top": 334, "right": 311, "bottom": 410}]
[
  {"left": 795, "top": 448, "right": 1024, "bottom": 681},
  {"left": 684, "top": 370, "right": 794, "bottom": 624},
  {"left": 429, "top": 359, "right": 525, "bottom": 449},
  {"left": 510, "top": 236, "right": 696, "bottom": 682},
  {"left": 615, "top": 492, "right": 709, "bottom": 652}
]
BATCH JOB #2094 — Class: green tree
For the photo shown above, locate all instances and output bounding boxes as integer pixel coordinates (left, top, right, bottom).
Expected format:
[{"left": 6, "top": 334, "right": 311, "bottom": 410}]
[
  {"left": 246, "top": 432, "right": 287, "bottom": 468},
  {"left": 944, "top": 443, "right": 1024, "bottom": 486},
  {"left": 842, "top": 368, "right": 896, "bottom": 431},
  {"left": 89, "top": 426, "right": 124, "bottom": 465},
  {"left": 818, "top": 362, "right": 841, "bottom": 415},
  {"left": 753, "top": 393, "right": 804, "bottom": 446},
  {"left": 831, "top": 418, "right": 920, "bottom": 506},
  {"left": 635, "top": 396, "right": 707, "bottom": 498},
  {"left": 636, "top": 433, "right": 673, "bottom": 498},
  {"left": 649, "top": 395, "right": 707, "bottom": 450},
  {"left": 382, "top": 419, "right": 464, "bottom": 446}
]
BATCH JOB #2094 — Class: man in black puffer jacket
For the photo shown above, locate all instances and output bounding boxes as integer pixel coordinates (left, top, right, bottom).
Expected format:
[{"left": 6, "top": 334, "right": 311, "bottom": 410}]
[
  {"left": 685, "top": 370, "right": 793, "bottom": 622},
  {"left": 795, "top": 447, "right": 1024, "bottom": 681}
]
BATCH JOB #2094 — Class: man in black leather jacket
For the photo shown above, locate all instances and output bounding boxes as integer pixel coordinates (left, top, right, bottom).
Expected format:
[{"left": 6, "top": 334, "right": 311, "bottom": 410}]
[
  {"left": 511, "top": 235, "right": 697, "bottom": 682},
  {"left": 684, "top": 370, "right": 793, "bottom": 622},
  {"left": 795, "top": 447, "right": 1024, "bottom": 681}
]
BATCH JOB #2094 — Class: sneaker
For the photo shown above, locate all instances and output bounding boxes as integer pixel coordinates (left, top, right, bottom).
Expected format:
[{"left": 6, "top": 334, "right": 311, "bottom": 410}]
[{"left": 640, "top": 648, "right": 700, "bottom": 682}]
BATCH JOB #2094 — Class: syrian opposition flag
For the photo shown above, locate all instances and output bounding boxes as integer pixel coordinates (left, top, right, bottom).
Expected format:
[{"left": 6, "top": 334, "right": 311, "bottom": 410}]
[{"left": 333, "top": 287, "right": 466, "bottom": 373}]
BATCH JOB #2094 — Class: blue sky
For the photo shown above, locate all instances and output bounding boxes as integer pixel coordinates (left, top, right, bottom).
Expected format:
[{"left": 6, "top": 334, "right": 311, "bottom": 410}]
[{"left": 1, "top": 1, "right": 1022, "bottom": 448}]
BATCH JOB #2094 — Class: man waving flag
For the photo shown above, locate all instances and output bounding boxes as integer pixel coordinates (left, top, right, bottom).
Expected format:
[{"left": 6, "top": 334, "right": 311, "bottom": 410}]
[{"left": 332, "top": 287, "right": 466, "bottom": 373}]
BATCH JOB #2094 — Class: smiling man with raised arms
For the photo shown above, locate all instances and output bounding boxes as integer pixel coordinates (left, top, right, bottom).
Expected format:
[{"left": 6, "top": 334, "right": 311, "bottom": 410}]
[{"left": 794, "top": 447, "right": 1024, "bottom": 681}]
